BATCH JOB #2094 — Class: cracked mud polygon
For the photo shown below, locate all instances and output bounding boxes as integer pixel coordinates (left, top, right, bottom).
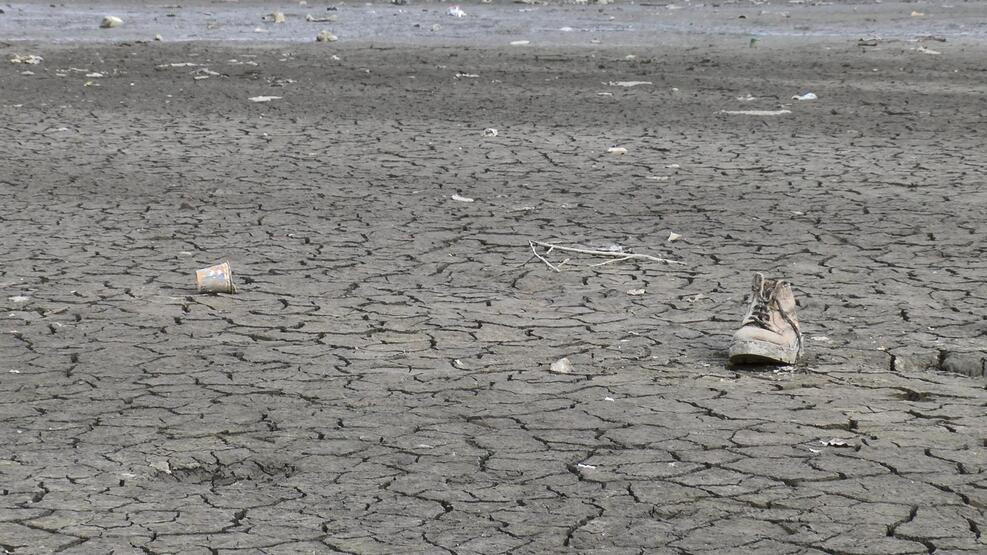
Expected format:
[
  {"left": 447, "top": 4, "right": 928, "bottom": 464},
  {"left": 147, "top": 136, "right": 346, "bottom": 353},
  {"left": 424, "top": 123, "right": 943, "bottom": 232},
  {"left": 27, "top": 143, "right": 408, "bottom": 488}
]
[{"left": 1, "top": 1, "right": 985, "bottom": 553}]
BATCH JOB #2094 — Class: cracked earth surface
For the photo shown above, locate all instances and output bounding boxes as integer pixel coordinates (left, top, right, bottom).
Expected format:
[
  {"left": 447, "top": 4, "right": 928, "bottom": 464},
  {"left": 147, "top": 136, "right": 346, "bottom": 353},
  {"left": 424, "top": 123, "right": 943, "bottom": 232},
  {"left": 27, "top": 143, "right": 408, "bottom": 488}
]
[{"left": 1, "top": 7, "right": 986, "bottom": 554}]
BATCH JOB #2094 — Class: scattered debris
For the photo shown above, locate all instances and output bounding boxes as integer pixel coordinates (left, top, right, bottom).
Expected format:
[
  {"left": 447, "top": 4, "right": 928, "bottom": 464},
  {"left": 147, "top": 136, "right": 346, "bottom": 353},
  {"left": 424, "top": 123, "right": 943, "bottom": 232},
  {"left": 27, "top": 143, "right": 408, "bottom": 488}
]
[
  {"left": 21, "top": 70, "right": 34, "bottom": 76},
  {"left": 157, "top": 62, "right": 199, "bottom": 68},
  {"left": 529, "top": 240, "right": 684, "bottom": 272},
  {"left": 857, "top": 38, "right": 880, "bottom": 47},
  {"left": 645, "top": 176, "right": 669, "bottom": 182},
  {"left": 7, "top": 296, "right": 30, "bottom": 303},
  {"left": 451, "top": 194, "right": 475, "bottom": 203},
  {"left": 482, "top": 128, "right": 498, "bottom": 137},
  {"left": 916, "top": 35, "right": 946, "bottom": 42},
  {"left": 792, "top": 92, "right": 817, "bottom": 101},
  {"left": 510, "top": 40, "right": 531, "bottom": 46},
  {"left": 8, "top": 369, "right": 20, "bottom": 374},
  {"left": 447, "top": 5, "right": 467, "bottom": 17},
  {"left": 9, "top": 54, "right": 43, "bottom": 65},
  {"left": 915, "top": 45, "right": 941, "bottom": 55},
  {"left": 604, "top": 397, "right": 615, "bottom": 402},
  {"left": 627, "top": 288, "right": 646, "bottom": 296},
  {"left": 736, "top": 94, "right": 757, "bottom": 101},
  {"left": 316, "top": 30, "right": 338, "bottom": 42},
  {"left": 609, "top": 81, "right": 652, "bottom": 87},
  {"left": 86, "top": 72, "right": 103, "bottom": 78},
  {"left": 193, "top": 68, "right": 221, "bottom": 80},
  {"left": 550, "top": 357, "right": 574, "bottom": 374},
  {"left": 195, "top": 261, "right": 237, "bottom": 294},
  {"left": 248, "top": 96, "right": 282, "bottom": 102},
  {"left": 607, "top": 146, "right": 627, "bottom": 155},
  {"left": 667, "top": 232, "right": 681, "bottom": 242},
  {"left": 820, "top": 438, "right": 852, "bottom": 448},
  {"left": 453, "top": 359, "right": 467, "bottom": 369},
  {"left": 576, "top": 463, "right": 597, "bottom": 470},
  {"left": 154, "top": 33, "right": 164, "bottom": 41},
  {"left": 812, "top": 336, "right": 832, "bottom": 343},
  {"left": 720, "top": 109, "right": 792, "bottom": 116},
  {"left": 100, "top": 16, "right": 124, "bottom": 29},
  {"left": 455, "top": 72, "right": 479, "bottom": 78},
  {"left": 306, "top": 14, "right": 338, "bottom": 22},
  {"left": 264, "top": 11, "right": 287, "bottom": 23},
  {"left": 910, "top": 11, "right": 924, "bottom": 17}
]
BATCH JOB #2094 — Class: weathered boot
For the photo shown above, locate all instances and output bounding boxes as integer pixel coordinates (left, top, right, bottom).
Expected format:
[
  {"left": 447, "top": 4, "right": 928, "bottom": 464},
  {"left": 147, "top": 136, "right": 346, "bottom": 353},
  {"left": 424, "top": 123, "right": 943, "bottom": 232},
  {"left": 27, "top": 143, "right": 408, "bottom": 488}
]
[{"left": 729, "top": 273, "right": 803, "bottom": 365}]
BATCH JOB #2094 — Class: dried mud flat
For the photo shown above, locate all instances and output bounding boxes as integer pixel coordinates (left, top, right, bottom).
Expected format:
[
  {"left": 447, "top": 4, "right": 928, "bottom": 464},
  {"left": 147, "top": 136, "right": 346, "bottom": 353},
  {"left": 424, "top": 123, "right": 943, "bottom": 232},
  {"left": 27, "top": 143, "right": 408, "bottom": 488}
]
[{"left": 1, "top": 1, "right": 986, "bottom": 553}]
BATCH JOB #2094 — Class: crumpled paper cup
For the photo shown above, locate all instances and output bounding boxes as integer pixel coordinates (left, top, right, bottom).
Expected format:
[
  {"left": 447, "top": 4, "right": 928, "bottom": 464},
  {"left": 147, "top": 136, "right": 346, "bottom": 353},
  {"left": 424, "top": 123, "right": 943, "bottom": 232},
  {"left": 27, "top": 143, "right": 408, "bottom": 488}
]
[{"left": 195, "top": 261, "right": 236, "bottom": 293}]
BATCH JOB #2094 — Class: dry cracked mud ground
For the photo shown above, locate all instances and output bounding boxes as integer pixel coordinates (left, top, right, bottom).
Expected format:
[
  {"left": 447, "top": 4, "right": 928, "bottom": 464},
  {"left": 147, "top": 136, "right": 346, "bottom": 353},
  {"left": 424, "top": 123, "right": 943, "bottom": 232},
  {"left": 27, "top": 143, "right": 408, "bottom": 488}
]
[{"left": 0, "top": 1, "right": 985, "bottom": 553}]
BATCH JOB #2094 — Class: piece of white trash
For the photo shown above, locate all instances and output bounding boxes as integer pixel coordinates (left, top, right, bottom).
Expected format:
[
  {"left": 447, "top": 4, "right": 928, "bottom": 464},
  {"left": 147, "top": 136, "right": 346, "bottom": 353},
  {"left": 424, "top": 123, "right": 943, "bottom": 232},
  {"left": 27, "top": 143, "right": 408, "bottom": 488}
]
[
  {"left": 609, "top": 81, "right": 652, "bottom": 87},
  {"left": 248, "top": 96, "right": 282, "bottom": 102},
  {"left": 100, "top": 16, "right": 123, "bottom": 28},
  {"left": 482, "top": 128, "right": 498, "bottom": 137},
  {"left": 668, "top": 232, "right": 682, "bottom": 242},
  {"left": 7, "top": 296, "right": 30, "bottom": 303},
  {"left": 607, "top": 146, "right": 627, "bottom": 155},
  {"left": 550, "top": 357, "right": 574, "bottom": 374},
  {"left": 451, "top": 194, "right": 474, "bottom": 203},
  {"left": 447, "top": 5, "right": 466, "bottom": 17},
  {"left": 792, "top": 92, "right": 818, "bottom": 100},
  {"left": 721, "top": 109, "right": 792, "bottom": 116},
  {"left": 510, "top": 40, "right": 530, "bottom": 46}
]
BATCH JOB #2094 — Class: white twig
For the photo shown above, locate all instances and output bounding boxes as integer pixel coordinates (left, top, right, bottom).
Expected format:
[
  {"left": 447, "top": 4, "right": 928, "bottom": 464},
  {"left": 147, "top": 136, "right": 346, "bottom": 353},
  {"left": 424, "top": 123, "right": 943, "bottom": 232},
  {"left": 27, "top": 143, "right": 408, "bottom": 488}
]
[
  {"left": 530, "top": 241, "right": 561, "bottom": 272},
  {"left": 530, "top": 240, "right": 684, "bottom": 266}
]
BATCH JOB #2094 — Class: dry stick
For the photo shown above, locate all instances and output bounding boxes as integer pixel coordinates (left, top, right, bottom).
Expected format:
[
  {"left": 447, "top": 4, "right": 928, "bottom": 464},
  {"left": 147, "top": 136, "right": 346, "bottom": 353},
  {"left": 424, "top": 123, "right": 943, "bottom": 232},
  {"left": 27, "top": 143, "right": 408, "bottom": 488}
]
[
  {"left": 530, "top": 241, "right": 562, "bottom": 272},
  {"left": 529, "top": 240, "right": 685, "bottom": 266}
]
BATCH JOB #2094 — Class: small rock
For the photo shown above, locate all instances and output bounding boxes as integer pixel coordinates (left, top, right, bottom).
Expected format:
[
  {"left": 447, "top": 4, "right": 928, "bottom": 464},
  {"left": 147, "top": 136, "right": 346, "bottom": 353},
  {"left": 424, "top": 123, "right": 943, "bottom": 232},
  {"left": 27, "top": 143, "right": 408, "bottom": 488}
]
[
  {"left": 550, "top": 357, "right": 574, "bottom": 374},
  {"left": 607, "top": 146, "right": 627, "bottom": 155},
  {"left": 482, "top": 128, "right": 498, "bottom": 137},
  {"left": 451, "top": 194, "right": 474, "bottom": 203},
  {"left": 154, "top": 34, "right": 163, "bottom": 41},
  {"left": 316, "top": 30, "right": 338, "bottom": 42},
  {"left": 820, "top": 438, "right": 851, "bottom": 448},
  {"left": 100, "top": 16, "right": 123, "bottom": 29},
  {"left": 447, "top": 5, "right": 467, "bottom": 17},
  {"left": 626, "top": 288, "right": 646, "bottom": 296},
  {"left": 792, "top": 92, "right": 818, "bottom": 101}
]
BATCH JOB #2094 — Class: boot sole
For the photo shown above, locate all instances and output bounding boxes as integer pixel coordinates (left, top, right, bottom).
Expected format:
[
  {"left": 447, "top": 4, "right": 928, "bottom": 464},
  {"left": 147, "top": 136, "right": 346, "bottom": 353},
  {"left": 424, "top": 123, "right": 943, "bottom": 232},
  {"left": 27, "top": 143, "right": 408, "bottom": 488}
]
[{"left": 729, "top": 340, "right": 798, "bottom": 365}]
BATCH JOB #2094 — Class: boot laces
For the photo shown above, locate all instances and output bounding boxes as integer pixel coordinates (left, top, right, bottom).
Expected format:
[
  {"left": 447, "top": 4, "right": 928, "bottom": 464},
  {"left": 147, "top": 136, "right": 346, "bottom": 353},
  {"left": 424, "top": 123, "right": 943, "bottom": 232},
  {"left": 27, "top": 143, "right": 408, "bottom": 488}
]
[{"left": 745, "top": 281, "right": 804, "bottom": 356}]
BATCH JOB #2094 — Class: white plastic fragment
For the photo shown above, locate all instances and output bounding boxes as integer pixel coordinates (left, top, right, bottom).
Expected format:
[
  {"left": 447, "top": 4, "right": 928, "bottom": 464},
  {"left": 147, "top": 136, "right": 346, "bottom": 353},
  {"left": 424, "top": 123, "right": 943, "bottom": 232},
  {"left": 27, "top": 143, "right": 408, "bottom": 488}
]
[
  {"left": 609, "top": 81, "right": 652, "bottom": 87},
  {"left": 626, "top": 289, "right": 646, "bottom": 296},
  {"left": 447, "top": 5, "right": 467, "bottom": 17},
  {"left": 451, "top": 194, "right": 474, "bottom": 203},
  {"left": 248, "top": 96, "right": 282, "bottom": 102},
  {"left": 510, "top": 40, "right": 531, "bottom": 46},
  {"left": 149, "top": 461, "right": 172, "bottom": 474},
  {"left": 792, "top": 92, "right": 817, "bottom": 100},
  {"left": 306, "top": 14, "right": 338, "bottom": 22},
  {"left": 820, "top": 438, "right": 851, "bottom": 448},
  {"left": 668, "top": 232, "right": 682, "bottom": 242},
  {"left": 100, "top": 16, "right": 123, "bottom": 28},
  {"left": 607, "top": 146, "right": 627, "bottom": 155},
  {"left": 7, "top": 296, "right": 30, "bottom": 303},
  {"left": 482, "top": 128, "right": 498, "bottom": 137},
  {"left": 576, "top": 463, "right": 596, "bottom": 469},
  {"left": 550, "top": 357, "right": 574, "bottom": 374},
  {"left": 264, "top": 11, "right": 286, "bottom": 23},
  {"left": 604, "top": 397, "right": 615, "bottom": 402},
  {"left": 915, "top": 46, "right": 941, "bottom": 55},
  {"left": 720, "top": 109, "right": 792, "bottom": 116},
  {"left": 9, "top": 54, "right": 43, "bottom": 65}
]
